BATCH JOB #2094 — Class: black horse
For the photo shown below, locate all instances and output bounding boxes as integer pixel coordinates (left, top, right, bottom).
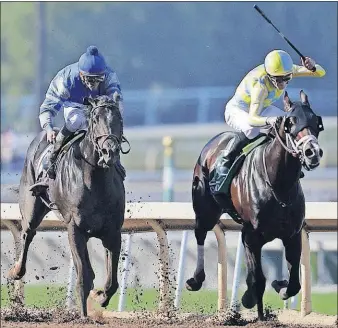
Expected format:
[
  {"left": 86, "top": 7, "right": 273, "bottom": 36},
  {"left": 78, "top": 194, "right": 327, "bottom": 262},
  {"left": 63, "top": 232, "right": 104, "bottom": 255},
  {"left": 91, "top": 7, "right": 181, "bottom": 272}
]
[
  {"left": 186, "top": 91, "right": 324, "bottom": 320},
  {"left": 8, "top": 95, "right": 128, "bottom": 317}
]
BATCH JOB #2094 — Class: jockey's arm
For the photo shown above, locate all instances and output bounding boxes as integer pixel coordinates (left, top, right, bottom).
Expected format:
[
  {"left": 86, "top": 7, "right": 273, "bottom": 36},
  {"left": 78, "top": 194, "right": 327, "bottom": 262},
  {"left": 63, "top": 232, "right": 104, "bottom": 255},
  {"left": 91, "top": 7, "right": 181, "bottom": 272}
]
[
  {"left": 39, "top": 74, "right": 70, "bottom": 131},
  {"left": 247, "top": 84, "right": 271, "bottom": 127},
  {"left": 292, "top": 63, "right": 326, "bottom": 77},
  {"left": 104, "top": 71, "right": 124, "bottom": 114}
]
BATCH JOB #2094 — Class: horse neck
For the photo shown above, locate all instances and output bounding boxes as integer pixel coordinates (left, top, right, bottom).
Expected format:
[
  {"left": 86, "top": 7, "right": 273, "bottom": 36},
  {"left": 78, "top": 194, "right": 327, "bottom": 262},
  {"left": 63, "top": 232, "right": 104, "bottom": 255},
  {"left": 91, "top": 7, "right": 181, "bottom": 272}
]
[{"left": 265, "top": 133, "right": 301, "bottom": 191}]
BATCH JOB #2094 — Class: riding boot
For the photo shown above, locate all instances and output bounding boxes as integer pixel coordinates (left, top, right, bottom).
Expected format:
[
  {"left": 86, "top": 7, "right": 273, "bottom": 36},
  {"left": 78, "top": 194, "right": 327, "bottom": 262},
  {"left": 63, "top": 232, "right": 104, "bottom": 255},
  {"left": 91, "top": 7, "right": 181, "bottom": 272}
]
[
  {"left": 209, "top": 132, "right": 249, "bottom": 195},
  {"left": 46, "top": 126, "right": 73, "bottom": 179}
]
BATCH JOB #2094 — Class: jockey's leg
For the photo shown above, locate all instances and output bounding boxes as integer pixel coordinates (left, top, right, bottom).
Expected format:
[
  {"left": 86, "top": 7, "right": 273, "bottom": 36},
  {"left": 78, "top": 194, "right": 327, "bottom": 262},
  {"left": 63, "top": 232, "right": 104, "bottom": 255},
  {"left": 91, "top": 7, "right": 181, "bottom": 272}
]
[
  {"left": 46, "top": 105, "right": 87, "bottom": 179},
  {"left": 29, "top": 107, "right": 87, "bottom": 193},
  {"left": 210, "top": 102, "right": 256, "bottom": 195},
  {"left": 46, "top": 125, "right": 73, "bottom": 179},
  {"left": 209, "top": 132, "right": 249, "bottom": 194}
]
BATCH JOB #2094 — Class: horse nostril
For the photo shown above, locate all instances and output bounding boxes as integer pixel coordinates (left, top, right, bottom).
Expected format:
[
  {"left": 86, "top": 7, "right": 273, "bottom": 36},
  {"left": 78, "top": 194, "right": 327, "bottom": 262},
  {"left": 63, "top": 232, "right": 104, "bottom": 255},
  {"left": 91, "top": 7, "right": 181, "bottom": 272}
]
[
  {"left": 305, "top": 149, "right": 314, "bottom": 157},
  {"left": 319, "top": 149, "right": 323, "bottom": 158}
]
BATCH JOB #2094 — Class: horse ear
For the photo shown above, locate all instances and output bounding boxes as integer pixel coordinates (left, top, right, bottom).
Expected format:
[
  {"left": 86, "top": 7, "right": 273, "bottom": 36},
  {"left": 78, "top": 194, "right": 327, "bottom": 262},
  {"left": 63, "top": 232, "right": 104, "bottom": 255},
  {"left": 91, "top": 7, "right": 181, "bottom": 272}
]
[
  {"left": 84, "top": 96, "right": 96, "bottom": 107},
  {"left": 113, "top": 91, "right": 121, "bottom": 103},
  {"left": 283, "top": 91, "right": 293, "bottom": 111},
  {"left": 300, "top": 90, "right": 310, "bottom": 106}
]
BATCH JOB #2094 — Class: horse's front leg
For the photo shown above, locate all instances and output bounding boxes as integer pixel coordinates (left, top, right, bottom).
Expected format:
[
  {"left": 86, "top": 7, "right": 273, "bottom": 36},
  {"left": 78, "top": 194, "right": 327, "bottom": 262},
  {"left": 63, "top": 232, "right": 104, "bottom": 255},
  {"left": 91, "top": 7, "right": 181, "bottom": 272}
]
[
  {"left": 272, "top": 232, "right": 301, "bottom": 300},
  {"left": 241, "top": 226, "right": 266, "bottom": 321},
  {"left": 8, "top": 189, "right": 48, "bottom": 280},
  {"left": 91, "top": 224, "right": 121, "bottom": 308},
  {"left": 67, "top": 220, "right": 93, "bottom": 317}
]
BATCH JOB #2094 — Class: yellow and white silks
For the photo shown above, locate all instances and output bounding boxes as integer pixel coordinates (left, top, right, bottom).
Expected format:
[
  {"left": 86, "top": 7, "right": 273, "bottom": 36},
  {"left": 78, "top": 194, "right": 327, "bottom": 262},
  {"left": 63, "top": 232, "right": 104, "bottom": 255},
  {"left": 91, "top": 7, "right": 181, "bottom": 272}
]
[{"left": 224, "top": 61, "right": 326, "bottom": 139}]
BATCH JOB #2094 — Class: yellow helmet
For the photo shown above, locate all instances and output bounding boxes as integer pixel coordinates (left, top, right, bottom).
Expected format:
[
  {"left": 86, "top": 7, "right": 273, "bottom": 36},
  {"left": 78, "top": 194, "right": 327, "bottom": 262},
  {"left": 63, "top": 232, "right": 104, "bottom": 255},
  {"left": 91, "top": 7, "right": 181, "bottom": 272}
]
[{"left": 264, "top": 50, "right": 293, "bottom": 76}]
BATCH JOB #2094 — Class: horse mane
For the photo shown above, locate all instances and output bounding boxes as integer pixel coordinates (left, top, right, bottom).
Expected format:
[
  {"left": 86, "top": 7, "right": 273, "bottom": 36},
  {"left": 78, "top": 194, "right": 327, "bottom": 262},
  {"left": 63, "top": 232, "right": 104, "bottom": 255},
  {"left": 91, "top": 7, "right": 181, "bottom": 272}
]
[
  {"left": 84, "top": 95, "right": 121, "bottom": 120},
  {"left": 95, "top": 95, "right": 116, "bottom": 106},
  {"left": 87, "top": 95, "right": 124, "bottom": 134}
]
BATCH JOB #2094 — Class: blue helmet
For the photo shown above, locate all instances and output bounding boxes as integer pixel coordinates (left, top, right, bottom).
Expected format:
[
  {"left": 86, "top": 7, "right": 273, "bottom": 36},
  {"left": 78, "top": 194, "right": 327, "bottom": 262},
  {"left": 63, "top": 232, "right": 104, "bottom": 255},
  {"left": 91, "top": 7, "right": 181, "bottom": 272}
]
[{"left": 78, "top": 46, "right": 106, "bottom": 76}]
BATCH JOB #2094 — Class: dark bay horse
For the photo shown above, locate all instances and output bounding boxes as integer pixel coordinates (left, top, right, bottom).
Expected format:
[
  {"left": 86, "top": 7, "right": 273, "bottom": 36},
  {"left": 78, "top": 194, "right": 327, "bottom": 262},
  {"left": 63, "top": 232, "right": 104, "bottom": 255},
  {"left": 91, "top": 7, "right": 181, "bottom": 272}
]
[
  {"left": 186, "top": 91, "right": 324, "bottom": 319},
  {"left": 8, "top": 95, "right": 127, "bottom": 317}
]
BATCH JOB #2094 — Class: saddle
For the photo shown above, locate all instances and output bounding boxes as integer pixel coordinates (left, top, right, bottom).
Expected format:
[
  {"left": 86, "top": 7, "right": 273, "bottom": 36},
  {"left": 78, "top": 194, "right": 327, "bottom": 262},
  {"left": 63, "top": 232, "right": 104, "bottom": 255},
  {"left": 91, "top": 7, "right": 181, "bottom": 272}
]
[
  {"left": 214, "top": 135, "right": 270, "bottom": 223},
  {"left": 218, "top": 135, "right": 270, "bottom": 195},
  {"left": 30, "top": 130, "right": 86, "bottom": 198}
]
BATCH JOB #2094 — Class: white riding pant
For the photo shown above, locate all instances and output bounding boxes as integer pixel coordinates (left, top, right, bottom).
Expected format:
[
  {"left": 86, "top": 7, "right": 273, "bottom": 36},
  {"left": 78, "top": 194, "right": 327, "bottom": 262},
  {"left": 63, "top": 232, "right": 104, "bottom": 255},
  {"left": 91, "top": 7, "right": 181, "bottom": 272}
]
[
  {"left": 224, "top": 99, "right": 284, "bottom": 139},
  {"left": 63, "top": 103, "right": 88, "bottom": 132}
]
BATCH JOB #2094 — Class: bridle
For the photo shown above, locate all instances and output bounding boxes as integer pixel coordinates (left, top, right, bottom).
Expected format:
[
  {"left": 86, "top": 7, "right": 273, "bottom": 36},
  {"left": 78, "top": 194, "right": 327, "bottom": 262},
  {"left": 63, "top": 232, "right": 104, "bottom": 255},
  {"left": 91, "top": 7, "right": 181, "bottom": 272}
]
[
  {"left": 86, "top": 103, "right": 130, "bottom": 166},
  {"left": 272, "top": 117, "right": 320, "bottom": 168},
  {"left": 263, "top": 118, "right": 318, "bottom": 207}
]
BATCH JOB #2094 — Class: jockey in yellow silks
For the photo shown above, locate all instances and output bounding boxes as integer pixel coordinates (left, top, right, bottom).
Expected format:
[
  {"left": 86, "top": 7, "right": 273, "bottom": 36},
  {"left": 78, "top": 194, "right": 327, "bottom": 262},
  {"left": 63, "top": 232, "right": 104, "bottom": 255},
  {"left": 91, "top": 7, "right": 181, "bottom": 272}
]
[{"left": 210, "top": 49, "right": 326, "bottom": 195}]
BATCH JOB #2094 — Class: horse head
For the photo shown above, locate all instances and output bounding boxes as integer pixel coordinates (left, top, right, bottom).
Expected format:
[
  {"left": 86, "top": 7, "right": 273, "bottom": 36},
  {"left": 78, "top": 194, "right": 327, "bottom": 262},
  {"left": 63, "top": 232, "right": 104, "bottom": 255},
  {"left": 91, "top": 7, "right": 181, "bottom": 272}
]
[
  {"left": 84, "top": 94, "right": 123, "bottom": 168},
  {"left": 275, "top": 90, "right": 324, "bottom": 171}
]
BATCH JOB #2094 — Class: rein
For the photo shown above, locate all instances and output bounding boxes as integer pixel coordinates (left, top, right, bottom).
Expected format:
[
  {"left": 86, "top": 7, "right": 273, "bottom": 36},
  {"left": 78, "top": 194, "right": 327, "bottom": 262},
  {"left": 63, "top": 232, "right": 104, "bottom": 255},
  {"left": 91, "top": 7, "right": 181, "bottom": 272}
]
[
  {"left": 81, "top": 103, "right": 131, "bottom": 167},
  {"left": 263, "top": 121, "right": 303, "bottom": 207},
  {"left": 272, "top": 124, "right": 297, "bottom": 156},
  {"left": 262, "top": 145, "right": 295, "bottom": 208}
]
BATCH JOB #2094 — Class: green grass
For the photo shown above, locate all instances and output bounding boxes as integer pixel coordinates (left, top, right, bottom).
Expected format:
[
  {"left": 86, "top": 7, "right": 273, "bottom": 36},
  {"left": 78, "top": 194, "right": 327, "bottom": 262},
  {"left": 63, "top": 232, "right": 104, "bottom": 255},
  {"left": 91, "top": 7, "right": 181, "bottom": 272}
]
[{"left": 1, "top": 285, "right": 337, "bottom": 316}]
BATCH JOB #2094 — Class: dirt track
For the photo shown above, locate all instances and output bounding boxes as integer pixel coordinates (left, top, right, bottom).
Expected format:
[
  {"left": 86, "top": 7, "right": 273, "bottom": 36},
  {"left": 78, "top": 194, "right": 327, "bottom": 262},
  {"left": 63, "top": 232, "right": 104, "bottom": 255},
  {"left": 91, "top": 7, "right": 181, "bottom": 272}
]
[{"left": 1, "top": 307, "right": 337, "bottom": 328}]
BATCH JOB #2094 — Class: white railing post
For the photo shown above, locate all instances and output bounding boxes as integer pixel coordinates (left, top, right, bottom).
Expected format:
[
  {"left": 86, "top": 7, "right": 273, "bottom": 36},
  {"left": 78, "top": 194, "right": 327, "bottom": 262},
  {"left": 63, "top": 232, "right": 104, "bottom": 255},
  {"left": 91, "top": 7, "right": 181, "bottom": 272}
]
[
  {"left": 65, "top": 255, "right": 76, "bottom": 308},
  {"left": 301, "top": 228, "right": 312, "bottom": 317},
  {"left": 174, "top": 230, "right": 189, "bottom": 309},
  {"left": 212, "top": 224, "right": 227, "bottom": 312},
  {"left": 230, "top": 232, "right": 244, "bottom": 311},
  {"left": 118, "top": 233, "right": 133, "bottom": 312}
]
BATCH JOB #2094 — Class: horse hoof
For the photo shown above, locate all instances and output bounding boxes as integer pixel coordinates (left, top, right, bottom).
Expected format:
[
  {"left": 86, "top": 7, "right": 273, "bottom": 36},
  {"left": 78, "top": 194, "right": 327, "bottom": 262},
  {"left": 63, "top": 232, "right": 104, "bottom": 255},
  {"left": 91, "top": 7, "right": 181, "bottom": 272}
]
[
  {"left": 90, "top": 287, "right": 114, "bottom": 308},
  {"left": 101, "top": 283, "right": 118, "bottom": 308},
  {"left": 285, "top": 283, "right": 301, "bottom": 298},
  {"left": 258, "top": 313, "right": 266, "bottom": 321},
  {"left": 185, "top": 278, "right": 203, "bottom": 291},
  {"left": 280, "top": 288, "right": 289, "bottom": 300},
  {"left": 271, "top": 280, "right": 288, "bottom": 294},
  {"left": 90, "top": 289, "right": 104, "bottom": 304},
  {"left": 241, "top": 290, "right": 257, "bottom": 309},
  {"left": 8, "top": 264, "right": 25, "bottom": 280}
]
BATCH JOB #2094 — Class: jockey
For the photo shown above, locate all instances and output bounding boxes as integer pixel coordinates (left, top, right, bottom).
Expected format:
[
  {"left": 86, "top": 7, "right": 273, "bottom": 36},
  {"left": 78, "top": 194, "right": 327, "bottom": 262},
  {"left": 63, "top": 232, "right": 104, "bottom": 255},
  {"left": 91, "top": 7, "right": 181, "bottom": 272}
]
[
  {"left": 210, "top": 49, "right": 326, "bottom": 195},
  {"left": 30, "top": 45, "right": 124, "bottom": 191}
]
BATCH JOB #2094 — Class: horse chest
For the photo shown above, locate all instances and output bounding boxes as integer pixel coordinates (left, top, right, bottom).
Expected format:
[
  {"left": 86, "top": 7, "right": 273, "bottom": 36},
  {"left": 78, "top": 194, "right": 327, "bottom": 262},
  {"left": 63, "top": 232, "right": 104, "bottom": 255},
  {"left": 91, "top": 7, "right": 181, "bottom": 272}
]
[{"left": 256, "top": 205, "right": 304, "bottom": 238}]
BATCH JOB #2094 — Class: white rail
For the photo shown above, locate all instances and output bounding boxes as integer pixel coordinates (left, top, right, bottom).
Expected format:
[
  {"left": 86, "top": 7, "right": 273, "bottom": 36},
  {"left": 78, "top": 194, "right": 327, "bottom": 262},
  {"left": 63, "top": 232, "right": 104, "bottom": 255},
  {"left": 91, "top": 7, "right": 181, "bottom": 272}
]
[{"left": 1, "top": 201, "right": 337, "bottom": 317}]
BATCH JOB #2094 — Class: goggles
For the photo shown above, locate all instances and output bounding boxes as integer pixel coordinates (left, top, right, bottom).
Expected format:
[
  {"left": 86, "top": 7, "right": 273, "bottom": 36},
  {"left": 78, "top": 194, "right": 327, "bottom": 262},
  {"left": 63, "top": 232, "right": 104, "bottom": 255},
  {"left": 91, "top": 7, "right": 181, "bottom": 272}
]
[
  {"left": 83, "top": 74, "right": 105, "bottom": 84},
  {"left": 269, "top": 73, "right": 293, "bottom": 83}
]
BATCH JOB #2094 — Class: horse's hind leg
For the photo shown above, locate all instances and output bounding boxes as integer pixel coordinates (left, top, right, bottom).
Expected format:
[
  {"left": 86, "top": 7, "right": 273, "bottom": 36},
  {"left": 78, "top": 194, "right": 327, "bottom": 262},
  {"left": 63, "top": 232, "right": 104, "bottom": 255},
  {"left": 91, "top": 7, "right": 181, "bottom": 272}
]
[
  {"left": 8, "top": 171, "right": 48, "bottom": 280},
  {"left": 186, "top": 175, "right": 222, "bottom": 291},
  {"left": 185, "top": 225, "right": 208, "bottom": 291},
  {"left": 241, "top": 226, "right": 266, "bottom": 320},
  {"left": 67, "top": 220, "right": 92, "bottom": 317},
  {"left": 91, "top": 225, "right": 121, "bottom": 308},
  {"left": 272, "top": 232, "right": 301, "bottom": 300}
]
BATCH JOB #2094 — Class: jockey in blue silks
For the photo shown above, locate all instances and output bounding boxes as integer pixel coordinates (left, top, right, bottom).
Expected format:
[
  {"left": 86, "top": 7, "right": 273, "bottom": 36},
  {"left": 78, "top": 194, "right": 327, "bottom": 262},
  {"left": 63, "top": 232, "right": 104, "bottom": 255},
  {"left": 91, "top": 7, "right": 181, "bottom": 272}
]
[{"left": 30, "top": 45, "right": 125, "bottom": 191}]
